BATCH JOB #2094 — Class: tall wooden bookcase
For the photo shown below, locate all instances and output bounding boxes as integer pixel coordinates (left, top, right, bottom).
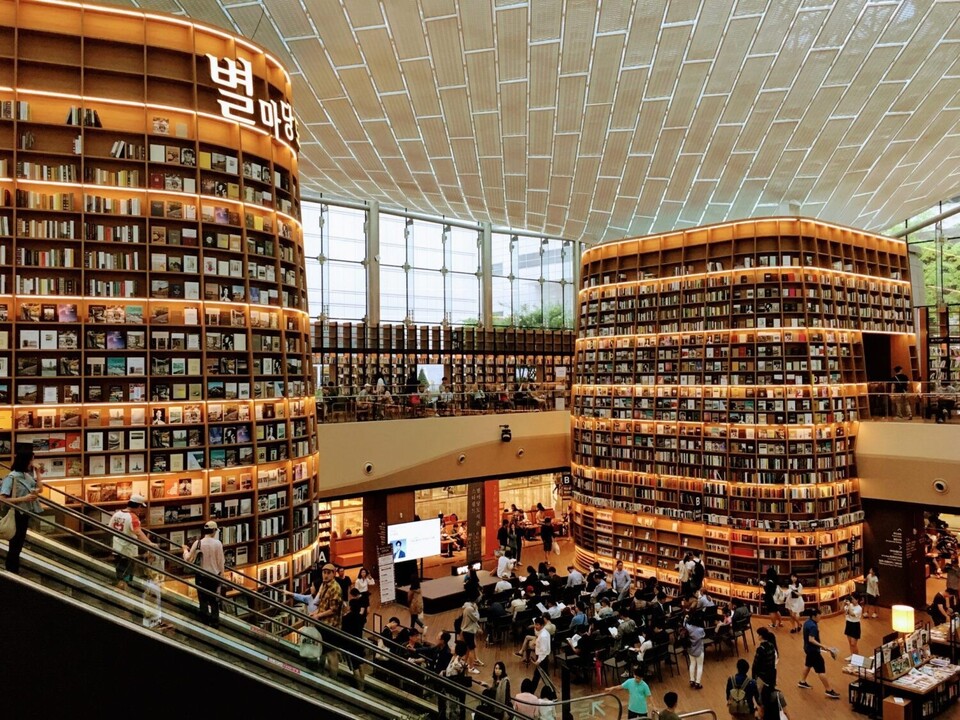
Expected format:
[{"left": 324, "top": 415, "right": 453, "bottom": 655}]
[
  {"left": 0, "top": 0, "right": 320, "bottom": 590},
  {"left": 571, "top": 217, "right": 915, "bottom": 614},
  {"left": 921, "top": 304, "right": 960, "bottom": 385},
  {"left": 314, "top": 320, "right": 574, "bottom": 399}
]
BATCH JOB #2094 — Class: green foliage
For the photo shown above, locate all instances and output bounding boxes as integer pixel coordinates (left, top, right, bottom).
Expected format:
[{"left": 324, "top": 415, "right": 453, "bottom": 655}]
[{"left": 917, "top": 239, "right": 960, "bottom": 305}]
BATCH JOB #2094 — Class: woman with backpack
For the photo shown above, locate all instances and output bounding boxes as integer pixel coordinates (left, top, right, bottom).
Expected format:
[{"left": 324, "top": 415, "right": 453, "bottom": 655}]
[
  {"left": 761, "top": 566, "right": 781, "bottom": 628},
  {"left": 752, "top": 626, "right": 779, "bottom": 690},
  {"left": 725, "top": 658, "right": 758, "bottom": 719}
]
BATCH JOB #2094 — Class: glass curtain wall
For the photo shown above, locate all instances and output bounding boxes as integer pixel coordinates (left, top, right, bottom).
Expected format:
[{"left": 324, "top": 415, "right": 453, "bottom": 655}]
[
  {"left": 302, "top": 202, "right": 367, "bottom": 321},
  {"left": 302, "top": 198, "right": 576, "bottom": 329},
  {"left": 887, "top": 197, "right": 960, "bottom": 306},
  {"left": 379, "top": 216, "right": 481, "bottom": 325},
  {"left": 491, "top": 232, "right": 575, "bottom": 328}
]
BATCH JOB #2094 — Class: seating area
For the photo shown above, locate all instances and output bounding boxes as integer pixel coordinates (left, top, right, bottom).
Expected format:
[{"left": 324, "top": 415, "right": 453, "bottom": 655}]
[{"left": 330, "top": 534, "right": 364, "bottom": 568}]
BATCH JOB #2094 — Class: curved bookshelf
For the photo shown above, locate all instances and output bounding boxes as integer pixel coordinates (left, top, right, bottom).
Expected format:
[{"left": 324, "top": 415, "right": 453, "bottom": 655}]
[
  {"left": 571, "top": 217, "right": 915, "bottom": 614},
  {"left": 0, "top": 0, "right": 320, "bottom": 590}
]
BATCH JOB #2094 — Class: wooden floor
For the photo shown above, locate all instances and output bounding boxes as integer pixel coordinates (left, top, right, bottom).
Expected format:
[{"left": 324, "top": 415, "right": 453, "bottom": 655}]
[{"left": 354, "top": 543, "right": 960, "bottom": 719}]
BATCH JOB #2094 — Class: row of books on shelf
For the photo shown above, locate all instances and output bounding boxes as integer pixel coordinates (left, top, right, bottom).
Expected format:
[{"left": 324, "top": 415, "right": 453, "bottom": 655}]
[
  {"left": 570, "top": 492, "right": 864, "bottom": 530},
  {"left": 2, "top": 302, "right": 292, "bottom": 330}
]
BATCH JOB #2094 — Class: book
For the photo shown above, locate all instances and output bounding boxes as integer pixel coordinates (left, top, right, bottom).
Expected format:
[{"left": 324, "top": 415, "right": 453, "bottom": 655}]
[
  {"left": 153, "top": 116, "right": 170, "bottom": 135},
  {"left": 57, "top": 303, "right": 78, "bottom": 322}
]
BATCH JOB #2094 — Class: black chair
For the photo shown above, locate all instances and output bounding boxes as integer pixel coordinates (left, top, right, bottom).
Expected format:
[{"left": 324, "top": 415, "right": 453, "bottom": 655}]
[
  {"left": 731, "top": 615, "right": 754, "bottom": 654},
  {"left": 485, "top": 614, "right": 512, "bottom": 647},
  {"left": 642, "top": 642, "right": 669, "bottom": 683},
  {"left": 666, "top": 638, "right": 687, "bottom": 675},
  {"left": 601, "top": 647, "right": 632, "bottom": 686},
  {"left": 512, "top": 607, "right": 539, "bottom": 642}
]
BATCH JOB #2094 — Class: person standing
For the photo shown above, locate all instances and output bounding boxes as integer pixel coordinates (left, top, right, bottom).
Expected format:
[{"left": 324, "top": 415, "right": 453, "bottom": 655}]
[
  {"left": 865, "top": 567, "right": 880, "bottom": 618},
  {"left": 0, "top": 446, "right": 43, "bottom": 574},
  {"left": 659, "top": 691, "right": 681, "bottom": 720},
  {"left": 476, "top": 661, "right": 512, "bottom": 720},
  {"left": 612, "top": 560, "right": 632, "bottom": 601},
  {"left": 726, "top": 658, "right": 759, "bottom": 719},
  {"left": 677, "top": 552, "right": 694, "bottom": 596},
  {"left": 530, "top": 615, "right": 552, "bottom": 691},
  {"left": 691, "top": 551, "right": 706, "bottom": 592},
  {"left": 461, "top": 595, "right": 482, "bottom": 673},
  {"left": 785, "top": 573, "right": 805, "bottom": 634},
  {"left": 684, "top": 615, "right": 707, "bottom": 690},
  {"left": 314, "top": 562, "right": 344, "bottom": 677},
  {"left": 497, "top": 519, "right": 510, "bottom": 553},
  {"left": 508, "top": 520, "right": 523, "bottom": 564},
  {"left": 342, "top": 587, "right": 369, "bottom": 690},
  {"left": 891, "top": 365, "right": 912, "bottom": 419},
  {"left": 604, "top": 664, "right": 652, "bottom": 719},
  {"left": 844, "top": 594, "right": 863, "bottom": 654},
  {"left": 182, "top": 520, "right": 225, "bottom": 628},
  {"left": 797, "top": 608, "right": 840, "bottom": 699},
  {"left": 354, "top": 566, "right": 375, "bottom": 604},
  {"left": 409, "top": 575, "right": 425, "bottom": 634},
  {"left": 761, "top": 566, "right": 780, "bottom": 628},
  {"left": 109, "top": 493, "right": 156, "bottom": 588},
  {"left": 752, "top": 626, "right": 779, "bottom": 690},
  {"left": 513, "top": 677, "right": 542, "bottom": 718},
  {"left": 758, "top": 682, "right": 788, "bottom": 720},
  {"left": 540, "top": 514, "right": 554, "bottom": 563},
  {"left": 946, "top": 561, "right": 960, "bottom": 609}
]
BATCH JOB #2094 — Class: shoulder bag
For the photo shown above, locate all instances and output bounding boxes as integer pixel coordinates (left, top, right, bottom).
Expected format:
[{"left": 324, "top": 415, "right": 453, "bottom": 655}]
[
  {"left": 777, "top": 689, "right": 789, "bottom": 720},
  {"left": 191, "top": 538, "right": 204, "bottom": 569},
  {"left": 0, "top": 472, "right": 26, "bottom": 540}
]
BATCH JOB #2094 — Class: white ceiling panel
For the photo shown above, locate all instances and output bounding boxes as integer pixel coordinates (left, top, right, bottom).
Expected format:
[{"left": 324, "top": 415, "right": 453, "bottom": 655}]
[{"left": 104, "top": 0, "right": 960, "bottom": 243}]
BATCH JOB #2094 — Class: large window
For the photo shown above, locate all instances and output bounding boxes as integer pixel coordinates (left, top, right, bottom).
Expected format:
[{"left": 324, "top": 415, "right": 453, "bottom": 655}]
[
  {"left": 888, "top": 198, "right": 960, "bottom": 308},
  {"left": 379, "top": 214, "right": 480, "bottom": 325},
  {"left": 302, "top": 199, "right": 575, "bottom": 328},
  {"left": 302, "top": 203, "right": 367, "bottom": 321},
  {"left": 491, "top": 233, "right": 575, "bottom": 328}
]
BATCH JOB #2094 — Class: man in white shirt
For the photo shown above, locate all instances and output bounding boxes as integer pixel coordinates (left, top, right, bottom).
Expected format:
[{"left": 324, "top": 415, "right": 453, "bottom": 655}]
[
  {"left": 612, "top": 560, "right": 631, "bottom": 600},
  {"left": 545, "top": 599, "right": 563, "bottom": 619},
  {"left": 494, "top": 575, "right": 514, "bottom": 594},
  {"left": 497, "top": 549, "right": 516, "bottom": 579},
  {"left": 531, "top": 616, "right": 552, "bottom": 690}
]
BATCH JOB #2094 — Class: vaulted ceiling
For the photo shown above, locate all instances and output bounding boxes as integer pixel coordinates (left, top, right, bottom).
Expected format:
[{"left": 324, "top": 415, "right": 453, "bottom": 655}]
[{"left": 105, "top": 1, "right": 960, "bottom": 243}]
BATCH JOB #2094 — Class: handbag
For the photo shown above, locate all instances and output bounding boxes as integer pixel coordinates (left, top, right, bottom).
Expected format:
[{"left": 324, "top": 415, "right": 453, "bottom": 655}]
[
  {"left": 777, "top": 689, "right": 789, "bottom": 720},
  {"left": 0, "top": 472, "right": 27, "bottom": 541},
  {"left": 0, "top": 506, "right": 16, "bottom": 540}
]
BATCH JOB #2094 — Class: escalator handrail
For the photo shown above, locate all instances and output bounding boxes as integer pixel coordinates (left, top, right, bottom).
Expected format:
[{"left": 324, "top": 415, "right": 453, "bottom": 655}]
[{"left": 1, "top": 494, "right": 568, "bottom": 720}]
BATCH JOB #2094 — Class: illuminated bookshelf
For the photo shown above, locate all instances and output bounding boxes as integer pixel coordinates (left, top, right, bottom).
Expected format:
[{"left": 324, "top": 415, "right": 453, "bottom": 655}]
[
  {"left": 571, "top": 217, "right": 915, "bottom": 613},
  {"left": 0, "top": 0, "right": 319, "bottom": 588}
]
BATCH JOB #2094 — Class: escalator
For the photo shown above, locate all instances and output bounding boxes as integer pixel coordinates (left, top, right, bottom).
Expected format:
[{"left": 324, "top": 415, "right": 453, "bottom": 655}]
[{"left": 1, "top": 492, "right": 622, "bottom": 718}]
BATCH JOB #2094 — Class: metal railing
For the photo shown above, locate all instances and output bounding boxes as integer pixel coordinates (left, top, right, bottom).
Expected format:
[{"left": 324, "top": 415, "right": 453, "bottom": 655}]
[
  {"left": 1, "top": 490, "right": 621, "bottom": 719},
  {"left": 319, "top": 387, "right": 567, "bottom": 423}
]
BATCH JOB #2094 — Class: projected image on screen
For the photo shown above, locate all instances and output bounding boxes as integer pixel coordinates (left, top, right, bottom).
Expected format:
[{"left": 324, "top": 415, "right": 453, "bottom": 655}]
[
  {"left": 418, "top": 364, "right": 446, "bottom": 392},
  {"left": 387, "top": 518, "right": 441, "bottom": 562}
]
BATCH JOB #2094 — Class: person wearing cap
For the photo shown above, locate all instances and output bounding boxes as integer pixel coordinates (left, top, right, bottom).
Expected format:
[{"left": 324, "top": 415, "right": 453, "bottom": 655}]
[
  {"left": 356, "top": 383, "right": 375, "bottom": 420},
  {"left": 314, "top": 562, "right": 344, "bottom": 677},
  {"left": 182, "top": 519, "right": 225, "bottom": 628},
  {"left": 109, "top": 493, "right": 157, "bottom": 589}
]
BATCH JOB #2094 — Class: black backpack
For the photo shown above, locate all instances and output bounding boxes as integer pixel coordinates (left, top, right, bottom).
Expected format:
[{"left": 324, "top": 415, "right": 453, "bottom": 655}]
[
  {"left": 676, "top": 625, "right": 691, "bottom": 649},
  {"left": 692, "top": 559, "right": 706, "bottom": 586}
]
